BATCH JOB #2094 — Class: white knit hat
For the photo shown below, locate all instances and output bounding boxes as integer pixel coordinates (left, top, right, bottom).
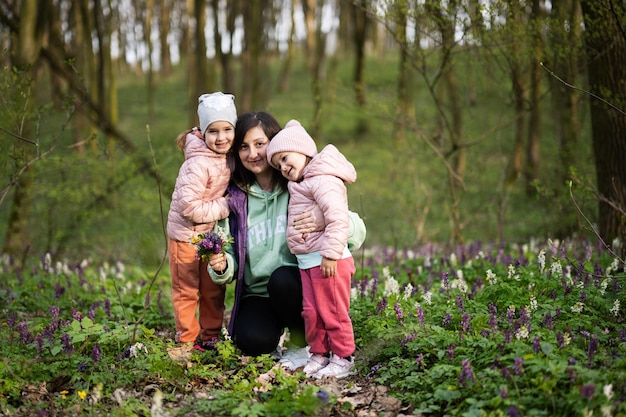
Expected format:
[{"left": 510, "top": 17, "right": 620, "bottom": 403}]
[
  {"left": 266, "top": 119, "right": 318, "bottom": 168},
  {"left": 197, "top": 92, "right": 237, "bottom": 134}
]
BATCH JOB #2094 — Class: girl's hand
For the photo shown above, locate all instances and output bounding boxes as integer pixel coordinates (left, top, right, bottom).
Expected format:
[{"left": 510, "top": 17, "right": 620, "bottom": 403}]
[
  {"left": 293, "top": 206, "right": 324, "bottom": 234},
  {"left": 209, "top": 252, "right": 227, "bottom": 273},
  {"left": 321, "top": 257, "right": 337, "bottom": 277}
]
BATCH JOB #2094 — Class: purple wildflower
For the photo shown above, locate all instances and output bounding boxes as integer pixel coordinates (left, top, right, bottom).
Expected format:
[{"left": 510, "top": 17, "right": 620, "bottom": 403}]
[
  {"left": 416, "top": 353, "right": 424, "bottom": 368},
  {"left": 417, "top": 305, "right": 425, "bottom": 326},
  {"left": 61, "top": 333, "right": 74, "bottom": 354},
  {"left": 458, "top": 359, "right": 475, "bottom": 387},
  {"left": 88, "top": 304, "right": 96, "bottom": 321},
  {"left": 394, "top": 302, "right": 404, "bottom": 324},
  {"left": 532, "top": 336, "right": 541, "bottom": 353},
  {"left": 17, "top": 322, "right": 33, "bottom": 344},
  {"left": 316, "top": 389, "right": 330, "bottom": 404},
  {"left": 442, "top": 312, "right": 452, "bottom": 326},
  {"left": 556, "top": 333, "right": 565, "bottom": 348},
  {"left": 504, "top": 330, "right": 511, "bottom": 344},
  {"left": 514, "top": 357, "right": 524, "bottom": 375},
  {"left": 376, "top": 298, "right": 387, "bottom": 315},
  {"left": 78, "top": 361, "right": 88, "bottom": 372},
  {"left": 49, "top": 306, "right": 61, "bottom": 320},
  {"left": 500, "top": 386, "right": 508, "bottom": 398},
  {"left": 400, "top": 333, "right": 416, "bottom": 347},
  {"left": 104, "top": 298, "right": 111, "bottom": 317},
  {"left": 441, "top": 272, "right": 449, "bottom": 289},
  {"left": 92, "top": 343, "right": 101, "bottom": 363},
  {"left": 580, "top": 384, "right": 595, "bottom": 401},
  {"left": 507, "top": 406, "right": 521, "bottom": 417},
  {"left": 456, "top": 295, "right": 464, "bottom": 312},
  {"left": 71, "top": 308, "right": 83, "bottom": 322},
  {"left": 568, "top": 357, "right": 577, "bottom": 366},
  {"left": 447, "top": 343, "right": 455, "bottom": 361},
  {"left": 461, "top": 313, "right": 471, "bottom": 333},
  {"left": 54, "top": 283, "right": 65, "bottom": 299},
  {"left": 580, "top": 291, "right": 587, "bottom": 303},
  {"left": 587, "top": 335, "right": 598, "bottom": 362}
]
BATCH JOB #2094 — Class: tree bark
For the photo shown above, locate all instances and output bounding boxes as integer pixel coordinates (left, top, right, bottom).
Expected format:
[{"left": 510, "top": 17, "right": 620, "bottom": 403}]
[
  {"left": 579, "top": 0, "right": 626, "bottom": 259},
  {"left": 524, "top": 0, "right": 544, "bottom": 194},
  {"left": 351, "top": 0, "right": 368, "bottom": 107}
]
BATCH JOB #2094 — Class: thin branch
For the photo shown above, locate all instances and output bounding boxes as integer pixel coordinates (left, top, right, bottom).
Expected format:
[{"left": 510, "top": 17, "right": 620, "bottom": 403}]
[
  {"left": 540, "top": 62, "right": 626, "bottom": 116},
  {"left": 0, "top": 126, "right": 39, "bottom": 146}
]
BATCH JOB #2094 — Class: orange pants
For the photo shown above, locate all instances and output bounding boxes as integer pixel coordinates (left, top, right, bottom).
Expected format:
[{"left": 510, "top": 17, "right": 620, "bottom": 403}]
[{"left": 168, "top": 238, "right": 226, "bottom": 344}]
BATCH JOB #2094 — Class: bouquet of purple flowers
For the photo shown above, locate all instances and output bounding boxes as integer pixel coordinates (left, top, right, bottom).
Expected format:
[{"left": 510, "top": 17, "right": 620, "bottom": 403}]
[{"left": 191, "top": 226, "right": 233, "bottom": 262}]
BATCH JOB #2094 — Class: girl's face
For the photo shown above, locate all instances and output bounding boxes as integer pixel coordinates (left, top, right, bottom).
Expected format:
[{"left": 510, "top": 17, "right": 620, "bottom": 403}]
[
  {"left": 204, "top": 121, "right": 235, "bottom": 154},
  {"left": 270, "top": 151, "right": 308, "bottom": 182},
  {"left": 238, "top": 126, "right": 272, "bottom": 176}
]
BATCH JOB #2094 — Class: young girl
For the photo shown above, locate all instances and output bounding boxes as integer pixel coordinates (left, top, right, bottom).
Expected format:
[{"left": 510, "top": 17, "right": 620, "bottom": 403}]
[
  {"left": 167, "top": 92, "right": 236, "bottom": 349},
  {"left": 266, "top": 119, "right": 358, "bottom": 379}
]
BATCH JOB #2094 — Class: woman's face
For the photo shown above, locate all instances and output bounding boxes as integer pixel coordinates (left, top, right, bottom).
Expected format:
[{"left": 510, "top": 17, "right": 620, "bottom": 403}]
[{"left": 238, "top": 126, "right": 272, "bottom": 176}]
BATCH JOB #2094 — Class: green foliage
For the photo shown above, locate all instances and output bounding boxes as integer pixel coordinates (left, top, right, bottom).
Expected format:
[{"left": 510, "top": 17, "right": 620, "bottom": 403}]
[{"left": 352, "top": 240, "right": 626, "bottom": 416}]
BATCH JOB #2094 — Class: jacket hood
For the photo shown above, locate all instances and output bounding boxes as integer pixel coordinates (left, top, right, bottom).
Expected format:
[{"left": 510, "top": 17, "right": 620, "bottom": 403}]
[
  {"left": 303, "top": 144, "right": 356, "bottom": 184},
  {"left": 183, "top": 133, "right": 224, "bottom": 160}
]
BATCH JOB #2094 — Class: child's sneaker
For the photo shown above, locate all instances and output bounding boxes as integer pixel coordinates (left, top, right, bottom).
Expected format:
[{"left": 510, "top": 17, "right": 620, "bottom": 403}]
[
  {"left": 303, "top": 354, "right": 330, "bottom": 376},
  {"left": 312, "top": 355, "right": 355, "bottom": 379},
  {"left": 279, "top": 346, "right": 310, "bottom": 370}
]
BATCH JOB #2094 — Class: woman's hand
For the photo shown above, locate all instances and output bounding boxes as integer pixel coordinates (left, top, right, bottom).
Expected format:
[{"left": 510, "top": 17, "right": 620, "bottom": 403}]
[
  {"left": 293, "top": 206, "right": 324, "bottom": 234},
  {"left": 208, "top": 252, "right": 227, "bottom": 273}
]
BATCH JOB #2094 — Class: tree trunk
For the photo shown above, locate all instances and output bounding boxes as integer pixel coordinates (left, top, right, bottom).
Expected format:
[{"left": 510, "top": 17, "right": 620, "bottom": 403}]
[
  {"left": 158, "top": 0, "right": 173, "bottom": 77},
  {"left": 302, "top": 0, "right": 326, "bottom": 137},
  {"left": 351, "top": 0, "right": 368, "bottom": 107},
  {"left": 277, "top": 0, "right": 296, "bottom": 94},
  {"left": 549, "top": 0, "right": 582, "bottom": 237},
  {"left": 393, "top": 0, "right": 413, "bottom": 147},
  {"left": 524, "top": 0, "right": 543, "bottom": 194},
  {"left": 241, "top": 0, "right": 265, "bottom": 110},
  {"left": 580, "top": 1, "right": 626, "bottom": 259}
]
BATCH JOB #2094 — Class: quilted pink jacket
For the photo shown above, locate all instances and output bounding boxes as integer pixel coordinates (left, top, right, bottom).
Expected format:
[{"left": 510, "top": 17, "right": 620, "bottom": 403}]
[
  {"left": 166, "top": 131, "right": 230, "bottom": 242},
  {"left": 286, "top": 144, "right": 357, "bottom": 260}
]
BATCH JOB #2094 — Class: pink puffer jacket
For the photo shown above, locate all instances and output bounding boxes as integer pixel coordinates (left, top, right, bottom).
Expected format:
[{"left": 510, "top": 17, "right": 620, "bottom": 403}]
[
  {"left": 166, "top": 132, "right": 230, "bottom": 242},
  {"left": 286, "top": 144, "right": 357, "bottom": 260}
]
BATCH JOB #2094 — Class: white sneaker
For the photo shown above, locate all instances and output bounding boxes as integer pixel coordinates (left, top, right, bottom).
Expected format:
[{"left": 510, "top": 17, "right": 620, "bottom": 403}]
[
  {"left": 312, "top": 355, "right": 355, "bottom": 379},
  {"left": 303, "top": 354, "right": 330, "bottom": 376},
  {"left": 278, "top": 346, "right": 310, "bottom": 370}
]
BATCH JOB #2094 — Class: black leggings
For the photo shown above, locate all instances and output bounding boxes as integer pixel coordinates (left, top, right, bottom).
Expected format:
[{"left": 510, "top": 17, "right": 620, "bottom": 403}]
[{"left": 232, "top": 266, "right": 306, "bottom": 356}]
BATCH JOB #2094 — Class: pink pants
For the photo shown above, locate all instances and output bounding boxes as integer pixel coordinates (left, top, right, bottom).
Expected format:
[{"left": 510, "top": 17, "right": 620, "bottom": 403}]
[
  {"left": 300, "top": 257, "right": 356, "bottom": 358},
  {"left": 169, "top": 238, "right": 225, "bottom": 343}
]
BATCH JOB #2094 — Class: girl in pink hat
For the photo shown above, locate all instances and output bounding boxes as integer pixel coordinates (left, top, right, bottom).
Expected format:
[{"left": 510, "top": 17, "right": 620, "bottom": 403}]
[{"left": 266, "top": 119, "right": 358, "bottom": 379}]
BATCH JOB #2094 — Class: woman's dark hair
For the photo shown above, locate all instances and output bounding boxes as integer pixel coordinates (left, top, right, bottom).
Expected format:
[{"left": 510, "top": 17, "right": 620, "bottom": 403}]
[{"left": 229, "top": 111, "right": 287, "bottom": 190}]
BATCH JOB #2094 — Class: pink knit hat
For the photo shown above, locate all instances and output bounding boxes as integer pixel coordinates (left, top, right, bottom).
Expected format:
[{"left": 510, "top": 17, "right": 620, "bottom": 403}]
[{"left": 266, "top": 119, "right": 318, "bottom": 168}]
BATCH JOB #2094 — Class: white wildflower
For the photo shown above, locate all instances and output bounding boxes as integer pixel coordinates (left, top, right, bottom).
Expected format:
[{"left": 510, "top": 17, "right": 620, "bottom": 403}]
[
  {"left": 456, "top": 269, "right": 464, "bottom": 280},
  {"left": 570, "top": 302, "right": 584, "bottom": 313},
  {"left": 507, "top": 264, "right": 520, "bottom": 281},
  {"left": 113, "top": 388, "right": 126, "bottom": 405},
  {"left": 507, "top": 305, "right": 516, "bottom": 315},
  {"left": 350, "top": 287, "right": 359, "bottom": 301},
  {"left": 582, "top": 408, "right": 593, "bottom": 417},
  {"left": 601, "top": 405, "right": 612, "bottom": 417},
  {"left": 403, "top": 283, "right": 414, "bottom": 300},
  {"left": 129, "top": 342, "right": 148, "bottom": 358},
  {"left": 486, "top": 269, "right": 497, "bottom": 285},
  {"left": 422, "top": 291, "right": 433, "bottom": 305},
  {"left": 550, "top": 260, "right": 562, "bottom": 277},
  {"left": 221, "top": 326, "right": 231, "bottom": 340},
  {"left": 383, "top": 276, "right": 400, "bottom": 297},
  {"left": 529, "top": 295, "right": 538, "bottom": 311},
  {"left": 538, "top": 249, "right": 546, "bottom": 273},
  {"left": 603, "top": 384, "right": 614, "bottom": 401},
  {"left": 600, "top": 279, "right": 610, "bottom": 296},
  {"left": 449, "top": 253, "right": 457, "bottom": 267},
  {"left": 563, "top": 332, "right": 571, "bottom": 346},
  {"left": 515, "top": 325, "right": 529, "bottom": 340},
  {"left": 477, "top": 251, "right": 485, "bottom": 259},
  {"left": 451, "top": 278, "right": 468, "bottom": 294},
  {"left": 607, "top": 258, "right": 620, "bottom": 276},
  {"left": 382, "top": 266, "right": 391, "bottom": 279},
  {"left": 610, "top": 299, "right": 620, "bottom": 317}
]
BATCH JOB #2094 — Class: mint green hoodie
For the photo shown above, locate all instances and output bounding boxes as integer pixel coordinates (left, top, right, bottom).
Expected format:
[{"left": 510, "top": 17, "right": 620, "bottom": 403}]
[{"left": 242, "top": 183, "right": 298, "bottom": 296}]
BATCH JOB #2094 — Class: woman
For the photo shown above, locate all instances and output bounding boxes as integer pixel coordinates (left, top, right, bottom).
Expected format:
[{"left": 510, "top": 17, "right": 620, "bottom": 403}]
[{"left": 207, "top": 111, "right": 366, "bottom": 366}]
